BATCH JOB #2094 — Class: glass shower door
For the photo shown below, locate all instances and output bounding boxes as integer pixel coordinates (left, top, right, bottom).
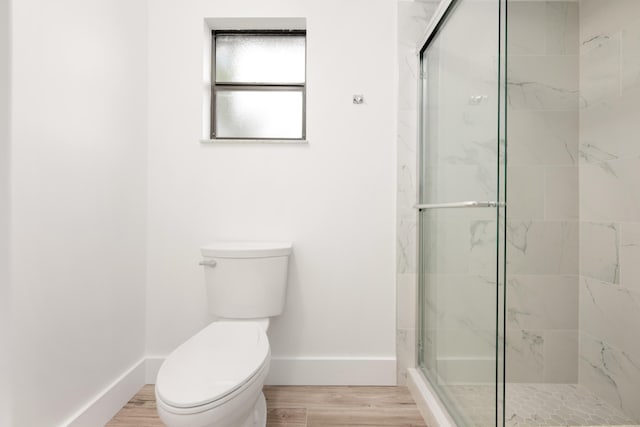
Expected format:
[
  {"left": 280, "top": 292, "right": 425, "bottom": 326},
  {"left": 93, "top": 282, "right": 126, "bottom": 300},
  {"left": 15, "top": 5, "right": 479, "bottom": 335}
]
[{"left": 417, "top": 0, "right": 507, "bottom": 426}]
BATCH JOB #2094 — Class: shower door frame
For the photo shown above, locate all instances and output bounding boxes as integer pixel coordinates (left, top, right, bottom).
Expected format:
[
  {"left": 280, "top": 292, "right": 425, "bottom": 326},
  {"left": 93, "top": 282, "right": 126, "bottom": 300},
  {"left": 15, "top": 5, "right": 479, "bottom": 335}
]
[{"left": 414, "top": 0, "right": 508, "bottom": 425}]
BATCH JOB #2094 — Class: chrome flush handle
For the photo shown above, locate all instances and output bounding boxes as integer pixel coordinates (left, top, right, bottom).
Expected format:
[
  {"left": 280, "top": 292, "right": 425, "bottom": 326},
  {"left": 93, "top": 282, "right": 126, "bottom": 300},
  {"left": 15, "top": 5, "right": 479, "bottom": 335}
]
[{"left": 198, "top": 259, "right": 217, "bottom": 268}]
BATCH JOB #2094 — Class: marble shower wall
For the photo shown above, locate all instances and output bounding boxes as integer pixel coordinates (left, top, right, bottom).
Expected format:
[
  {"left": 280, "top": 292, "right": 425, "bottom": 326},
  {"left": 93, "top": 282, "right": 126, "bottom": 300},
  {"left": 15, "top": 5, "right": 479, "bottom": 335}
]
[
  {"left": 396, "top": 0, "right": 439, "bottom": 385},
  {"left": 506, "top": 0, "right": 580, "bottom": 384},
  {"left": 578, "top": 0, "right": 640, "bottom": 421}
]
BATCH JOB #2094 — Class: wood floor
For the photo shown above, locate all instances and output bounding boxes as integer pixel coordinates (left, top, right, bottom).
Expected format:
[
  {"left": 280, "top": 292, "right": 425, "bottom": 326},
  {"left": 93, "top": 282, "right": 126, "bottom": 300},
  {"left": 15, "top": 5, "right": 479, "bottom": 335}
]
[{"left": 107, "top": 385, "right": 428, "bottom": 427}]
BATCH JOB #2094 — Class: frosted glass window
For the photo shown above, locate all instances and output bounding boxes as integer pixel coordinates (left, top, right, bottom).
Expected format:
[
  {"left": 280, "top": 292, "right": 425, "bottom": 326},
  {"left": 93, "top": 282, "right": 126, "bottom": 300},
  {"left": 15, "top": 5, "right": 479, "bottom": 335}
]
[
  {"left": 211, "top": 31, "right": 306, "bottom": 140},
  {"left": 215, "top": 34, "right": 305, "bottom": 84},
  {"left": 215, "top": 90, "right": 303, "bottom": 139}
]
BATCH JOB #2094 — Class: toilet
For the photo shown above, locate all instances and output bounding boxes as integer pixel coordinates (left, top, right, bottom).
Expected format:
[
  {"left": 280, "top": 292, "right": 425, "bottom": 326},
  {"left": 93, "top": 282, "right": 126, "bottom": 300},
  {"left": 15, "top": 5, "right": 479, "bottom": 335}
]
[{"left": 155, "top": 241, "right": 293, "bottom": 427}]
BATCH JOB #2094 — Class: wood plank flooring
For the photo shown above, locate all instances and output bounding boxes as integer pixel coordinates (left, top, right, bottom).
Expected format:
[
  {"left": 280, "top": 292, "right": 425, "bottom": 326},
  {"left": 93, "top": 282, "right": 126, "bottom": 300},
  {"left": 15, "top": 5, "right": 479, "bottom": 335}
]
[{"left": 107, "top": 385, "right": 428, "bottom": 427}]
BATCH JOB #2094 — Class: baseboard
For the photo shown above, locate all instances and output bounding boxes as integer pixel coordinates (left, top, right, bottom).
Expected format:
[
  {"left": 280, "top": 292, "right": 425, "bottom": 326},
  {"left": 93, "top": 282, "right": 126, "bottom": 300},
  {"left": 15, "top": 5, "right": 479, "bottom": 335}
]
[
  {"left": 145, "top": 356, "right": 397, "bottom": 386},
  {"left": 407, "top": 368, "right": 456, "bottom": 427},
  {"left": 145, "top": 356, "right": 165, "bottom": 384},
  {"left": 64, "top": 355, "right": 396, "bottom": 425},
  {"left": 64, "top": 358, "right": 146, "bottom": 427},
  {"left": 266, "top": 356, "right": 397, "bottom": 385},
  {"left": 61, "top": 356, "right": 481, "bottom": 424}
]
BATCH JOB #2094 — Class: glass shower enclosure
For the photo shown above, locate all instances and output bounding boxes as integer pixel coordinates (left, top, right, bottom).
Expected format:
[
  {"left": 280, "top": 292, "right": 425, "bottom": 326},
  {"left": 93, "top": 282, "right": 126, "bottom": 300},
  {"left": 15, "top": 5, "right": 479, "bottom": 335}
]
[
  {"left": 416, "top": 0, "right": 507, "bottom": 426},
  {"left": 415, "top": 0, "right": 640, "bottom": 426}
]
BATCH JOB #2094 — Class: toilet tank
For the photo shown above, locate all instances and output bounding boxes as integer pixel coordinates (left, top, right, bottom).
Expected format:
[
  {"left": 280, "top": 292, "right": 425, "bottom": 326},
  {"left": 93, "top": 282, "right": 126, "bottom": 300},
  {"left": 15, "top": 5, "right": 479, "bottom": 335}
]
[{"left": 200, "top": 241, "right": 292, "bottom": 319}]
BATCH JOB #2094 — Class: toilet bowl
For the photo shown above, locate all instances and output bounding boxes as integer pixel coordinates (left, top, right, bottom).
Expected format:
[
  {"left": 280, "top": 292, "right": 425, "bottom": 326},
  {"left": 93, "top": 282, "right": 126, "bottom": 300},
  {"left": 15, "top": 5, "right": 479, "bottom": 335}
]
[
  {"left": 156, "top": 321, "right": 270, "bottom": 427},
  {"left": 155, "top": 241, "right": 292, "bottom": 427}
]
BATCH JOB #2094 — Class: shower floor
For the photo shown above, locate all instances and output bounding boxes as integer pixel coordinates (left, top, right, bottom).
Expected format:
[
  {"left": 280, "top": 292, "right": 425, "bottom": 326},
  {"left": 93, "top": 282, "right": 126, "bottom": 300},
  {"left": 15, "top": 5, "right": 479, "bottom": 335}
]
[{"left": 442, "top": 383, "right": 637, "bottom": 427}]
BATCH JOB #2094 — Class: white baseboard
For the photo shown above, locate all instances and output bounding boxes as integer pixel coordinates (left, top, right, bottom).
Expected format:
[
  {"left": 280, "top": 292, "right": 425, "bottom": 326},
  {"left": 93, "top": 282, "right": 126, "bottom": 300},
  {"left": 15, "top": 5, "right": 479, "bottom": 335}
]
[
  {"left": 145, "top": 356, "right": 165, "bottom": 384},
  {"left": 64, "top": 355, "right": 397, "bottom": 425},
  {"left": 64, "top": 358, "right": 146, "bottom": 427},
  {"left": 145, "top": 356, "right": 397, "bottom": 386},
  {"left": 266, "top": 356, "right": 397, "bottom": 385},
  {"left": 407, "top": 368, "right": 456, "bottom": 427}
]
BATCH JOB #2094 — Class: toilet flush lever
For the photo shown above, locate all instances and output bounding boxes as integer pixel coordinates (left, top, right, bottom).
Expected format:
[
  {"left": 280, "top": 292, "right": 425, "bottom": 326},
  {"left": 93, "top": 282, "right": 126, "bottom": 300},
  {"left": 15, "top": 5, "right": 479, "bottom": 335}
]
[{"left": 198, "top": 259, "right": 217, "bottom": 268}]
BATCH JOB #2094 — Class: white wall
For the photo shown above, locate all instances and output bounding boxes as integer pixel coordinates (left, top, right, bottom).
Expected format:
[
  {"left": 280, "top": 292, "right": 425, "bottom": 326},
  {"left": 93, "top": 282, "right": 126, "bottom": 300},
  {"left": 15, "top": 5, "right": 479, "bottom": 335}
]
[
  {"left": 146, "top": 0, "right": 398, "bottom": 383},
  {"left": 9, "top": 0, "right": 148, "bottom": 424},
  {"left": 0, "top": 0, "right": 11, "bottom": 424}
]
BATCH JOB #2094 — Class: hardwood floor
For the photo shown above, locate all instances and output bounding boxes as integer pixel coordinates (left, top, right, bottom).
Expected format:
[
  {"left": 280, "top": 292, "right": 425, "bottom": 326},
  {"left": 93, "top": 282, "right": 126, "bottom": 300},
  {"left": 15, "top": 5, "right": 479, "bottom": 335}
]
[{"left": 107, "top": 385, "right": 428, "bottom": 427}]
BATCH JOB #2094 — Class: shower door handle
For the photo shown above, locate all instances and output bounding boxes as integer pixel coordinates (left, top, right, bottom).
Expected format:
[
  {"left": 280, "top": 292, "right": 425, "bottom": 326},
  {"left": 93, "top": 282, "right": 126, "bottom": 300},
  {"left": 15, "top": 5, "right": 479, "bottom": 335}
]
[{"left": 414, "top": 201, "right": 505, "bottom": 210}]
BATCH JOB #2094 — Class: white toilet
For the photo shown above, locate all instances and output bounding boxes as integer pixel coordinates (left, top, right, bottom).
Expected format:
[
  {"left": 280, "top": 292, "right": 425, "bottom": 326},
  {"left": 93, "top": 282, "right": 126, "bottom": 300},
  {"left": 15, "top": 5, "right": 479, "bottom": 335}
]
[{"left": 155, "top": 241, "right": 292, "bottom": 427}]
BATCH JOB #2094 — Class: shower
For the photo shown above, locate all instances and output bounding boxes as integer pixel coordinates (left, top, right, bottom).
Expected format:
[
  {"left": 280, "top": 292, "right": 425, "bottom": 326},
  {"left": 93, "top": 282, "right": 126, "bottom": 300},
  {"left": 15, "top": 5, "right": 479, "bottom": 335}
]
[{"left": 398, "top": 0, "right": 640, "bottom": 426}]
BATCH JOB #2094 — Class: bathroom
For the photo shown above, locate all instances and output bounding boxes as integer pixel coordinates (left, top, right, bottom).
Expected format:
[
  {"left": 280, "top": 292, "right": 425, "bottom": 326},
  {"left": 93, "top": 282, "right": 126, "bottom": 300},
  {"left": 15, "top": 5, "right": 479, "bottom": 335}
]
[{"left": 1, "top": 0, "right": 639, "bottom": 426}]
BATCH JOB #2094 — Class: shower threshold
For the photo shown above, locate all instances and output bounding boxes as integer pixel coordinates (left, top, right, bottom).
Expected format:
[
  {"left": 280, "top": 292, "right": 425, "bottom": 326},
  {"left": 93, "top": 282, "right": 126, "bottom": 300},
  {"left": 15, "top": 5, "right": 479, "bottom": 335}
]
[{"left": 442, "top": 383, "right": 638, "bottom": 427}]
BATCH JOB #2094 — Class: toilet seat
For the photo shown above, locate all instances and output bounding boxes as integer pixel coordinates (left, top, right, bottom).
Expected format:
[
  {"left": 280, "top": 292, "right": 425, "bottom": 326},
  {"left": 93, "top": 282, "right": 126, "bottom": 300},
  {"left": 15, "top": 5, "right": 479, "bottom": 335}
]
[
  {"left": 156, "top": 321, "right": 270, "bottom": 412},
  {"left": 156, "top": 360, "right": 269, "bottom": 417}
]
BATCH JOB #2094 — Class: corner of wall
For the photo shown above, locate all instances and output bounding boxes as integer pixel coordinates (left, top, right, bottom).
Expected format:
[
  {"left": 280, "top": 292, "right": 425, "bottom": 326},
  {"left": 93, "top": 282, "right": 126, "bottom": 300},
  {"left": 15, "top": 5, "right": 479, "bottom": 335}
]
[{"left": 65, "top": 359, "right": 146, "bottom": 427}]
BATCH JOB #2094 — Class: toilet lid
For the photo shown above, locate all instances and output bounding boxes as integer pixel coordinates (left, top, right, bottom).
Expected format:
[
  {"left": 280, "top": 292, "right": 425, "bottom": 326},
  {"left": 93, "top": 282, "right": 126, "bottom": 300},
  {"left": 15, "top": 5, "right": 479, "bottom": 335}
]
[{"left": 156, "top": 321, "right": 269, "bottom": 409}]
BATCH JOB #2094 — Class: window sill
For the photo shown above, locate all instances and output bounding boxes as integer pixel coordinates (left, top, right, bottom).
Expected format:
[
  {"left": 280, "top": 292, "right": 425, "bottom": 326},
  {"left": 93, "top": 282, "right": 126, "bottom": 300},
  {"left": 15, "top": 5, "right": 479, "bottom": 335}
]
[{"left": 200, "top": 139, "right": 308, "bottom": 144}]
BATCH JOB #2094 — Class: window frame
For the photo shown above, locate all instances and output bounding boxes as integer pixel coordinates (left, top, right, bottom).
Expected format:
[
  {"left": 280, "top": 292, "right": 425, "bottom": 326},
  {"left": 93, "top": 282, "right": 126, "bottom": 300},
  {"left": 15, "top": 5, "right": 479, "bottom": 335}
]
[{"left": 210, "top": 29, "right": 307, "bottom": 141}]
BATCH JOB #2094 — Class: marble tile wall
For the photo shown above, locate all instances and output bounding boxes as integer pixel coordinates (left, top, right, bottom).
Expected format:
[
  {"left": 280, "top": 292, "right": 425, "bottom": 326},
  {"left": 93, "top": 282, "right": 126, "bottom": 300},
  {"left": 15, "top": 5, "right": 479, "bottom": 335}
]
[
  {"left": 506, "top": 0, "right": 580, "bottom": 384},
  {"left": 396, "top": 0, "right": 439, "bottom": 385},
  {"left": 578, "top": 0, "right": 640, "bottom": 421}
]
